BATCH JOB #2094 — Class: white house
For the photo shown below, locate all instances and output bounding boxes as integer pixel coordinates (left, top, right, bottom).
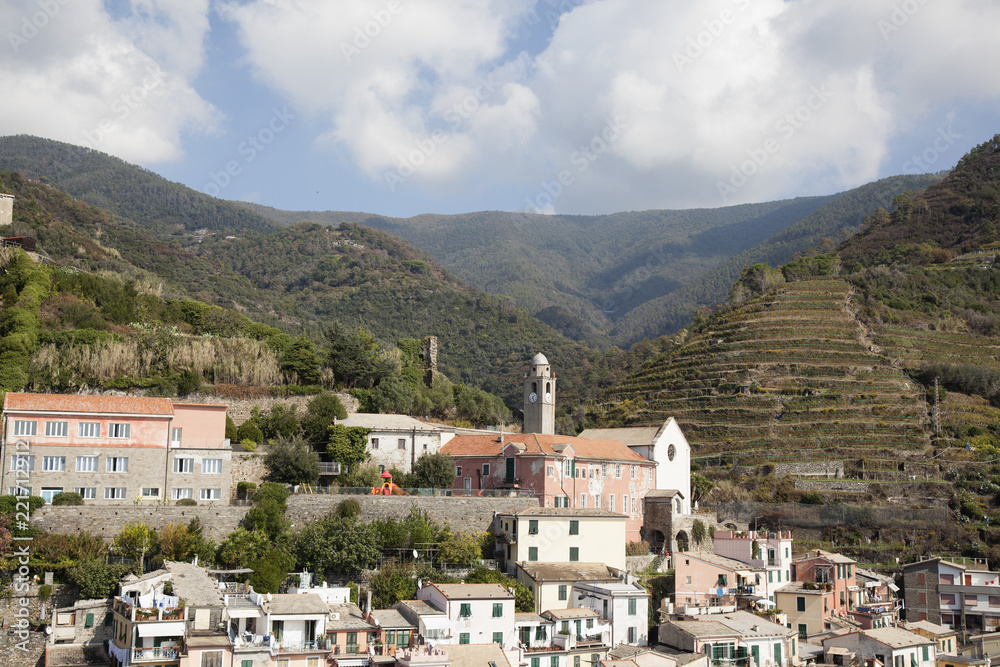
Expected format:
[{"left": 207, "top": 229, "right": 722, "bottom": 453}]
[
  {"left": 517, "top": 563, "right": 621, "bottom": 615},
  {"left": 578, "top": 417, "right": 691, "bottom": 514},
  {"left": 659, "top": 610, "right": 797, "bottom": 667},
  {"left": 337, "top": 413, "right": 456, "bottom": 474},
  {"left": 573, "top": 579, "right": 650, "bottom": 647},
  {"left": 495, "top": 508, "right": 628, "bottom": 573},
  {"left": 416, "top": 583, "right": 517, "bottom": 650},
  {"left": 712, "top": 531, "right": 794, "bottom": 605},
  {"left": 822, "top": 627, "right": 937, "bottom": 667}
]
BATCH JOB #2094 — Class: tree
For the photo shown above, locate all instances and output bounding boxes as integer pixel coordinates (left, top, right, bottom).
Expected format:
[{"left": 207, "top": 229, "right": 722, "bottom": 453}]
[
  {"left": 300, "top": 392, "right": 347, "bottom": 444},
  {"left": 248, "top": 551, "right": 294, "bottom": 594},
  {"left": 111, "top": 522, "right": 158, "bottom": 572},
  {"left": 327, "top": 424, "right": 370, "bottom": 469},
  {"left": 292, "top": 514, "right": 381, "bottom": 575},
  {"left": 372, "top": 376, "right": 415, "bottom": 414},
  {"left": 410, "top": 452, "right": 456, "bottom": 489},
  {"left": 437, "top": 530, "right": 483, "bottom": 566},
  {"left": 244, "top": 482, "right": 290, "bottom": 541},
  {"left": 369, "top": 562, "right": 418, "bottom": 608},
  {"left": 67, "top": 560, "right": 131, "bottom": 598},
  {"left": 217, "top": 528, "right": 271, "bottom": 568},
  {"left": 158, "top": 522, "right": 194, "bottom": 561},
  {"left": 259, "top": 405, "right": 300, "bottom": 441},
  {"left": 691, "top": 473, "right": 714, "bottom": 504},
  {"left": 265, "top": 436, "right": 320, "bottom": 485},
  {"left": 325, "top": 323, "right": 392, "bottom": 388},
  {"left": 281, "top": 336, "right": 321, "bottom": 385},
  {"left": 691, "top": 519, "right": 706, "bottom": 546}
]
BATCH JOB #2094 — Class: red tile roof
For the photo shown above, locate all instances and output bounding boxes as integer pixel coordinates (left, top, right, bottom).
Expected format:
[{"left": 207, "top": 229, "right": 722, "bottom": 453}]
[
  {"left": 440, "top": 433, "right": 649, "bottom": 463},
  {"left": 3, "top": 392, "right": 175, "bottom": 416}
]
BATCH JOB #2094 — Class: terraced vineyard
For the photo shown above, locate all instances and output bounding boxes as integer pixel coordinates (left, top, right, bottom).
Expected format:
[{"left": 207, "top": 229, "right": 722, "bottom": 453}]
[{"left": 606, "top": 277, "right": 931, "bottom": 465}]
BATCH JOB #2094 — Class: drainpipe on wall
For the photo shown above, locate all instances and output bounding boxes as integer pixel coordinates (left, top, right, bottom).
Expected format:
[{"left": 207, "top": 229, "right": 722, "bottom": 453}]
[
  {"left": 164, "top": 417, "right": 172, "bottom": 502},
  {"left": 411, "top": 427, "right": 416, "bottom": 470}
]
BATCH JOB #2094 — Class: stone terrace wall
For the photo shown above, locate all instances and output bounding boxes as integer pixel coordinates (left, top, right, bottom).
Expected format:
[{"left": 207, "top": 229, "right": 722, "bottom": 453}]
[
  {"left": 774, "top": 461, "right": 844, "bottom": 478},
  {"left": 30, "top": 495, "right": 540, "bottom": 541},
  {"left": 286, "top": 495, "right": 540, "bottom": 534}
]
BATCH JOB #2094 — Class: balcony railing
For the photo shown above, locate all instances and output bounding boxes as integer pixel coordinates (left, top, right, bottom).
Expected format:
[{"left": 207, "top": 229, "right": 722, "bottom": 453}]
[
  {"left": 276, "top": 638, "right": 332, "bottom": 653},
  {"left": 332, "top": 644, "right": 363, "bottom": 655},
  {"left": 319, "top": 462, "right": 341, "bottom": 475},
  {"left": 132, "top": 647, "right": 180, "bottom": 662}
]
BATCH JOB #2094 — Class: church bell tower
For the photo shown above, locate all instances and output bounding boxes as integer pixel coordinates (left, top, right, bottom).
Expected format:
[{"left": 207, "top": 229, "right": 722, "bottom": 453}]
[{"left": 523, "top": 352, "right": 555, "bottom": 434}]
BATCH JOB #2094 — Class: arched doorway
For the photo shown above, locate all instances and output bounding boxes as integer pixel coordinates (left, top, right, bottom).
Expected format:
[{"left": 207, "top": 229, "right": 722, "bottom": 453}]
[
  {"left": 675, "top": 530, "right": 689, "bottom": 552},
  {"left": 648, "top": 529, "right": 666, "bottom": 553}
]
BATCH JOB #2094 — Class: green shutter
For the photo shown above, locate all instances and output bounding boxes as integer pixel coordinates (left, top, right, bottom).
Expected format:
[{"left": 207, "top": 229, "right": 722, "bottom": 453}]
[{"left": 84, "top": 613, "right": 94, "bottom": 628}]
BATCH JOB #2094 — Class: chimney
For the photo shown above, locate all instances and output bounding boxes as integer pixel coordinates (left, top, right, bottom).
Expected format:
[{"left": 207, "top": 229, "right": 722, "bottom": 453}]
[{"left": 366, "top": 589, "right": 372, "bottom": 613}]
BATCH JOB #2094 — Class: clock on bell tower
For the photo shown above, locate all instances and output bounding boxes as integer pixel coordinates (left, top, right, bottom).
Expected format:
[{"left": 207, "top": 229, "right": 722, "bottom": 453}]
[{"left": 523, "top": 352, "right": 555, "bottom": 435}]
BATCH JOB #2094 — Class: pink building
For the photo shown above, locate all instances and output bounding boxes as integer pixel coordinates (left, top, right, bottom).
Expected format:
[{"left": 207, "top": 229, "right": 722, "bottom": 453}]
[
  {"left": 793, "top": 550, "right": 860, "bottom": 617},
  {"left": 440, "top": 433, "right": 655, "bottom": 541},
  {"left": 0, "top": 392, "right": 231, "bottom": 504},
  {"left": 673, "top": 551, "right": 762, "bottom": 610}
]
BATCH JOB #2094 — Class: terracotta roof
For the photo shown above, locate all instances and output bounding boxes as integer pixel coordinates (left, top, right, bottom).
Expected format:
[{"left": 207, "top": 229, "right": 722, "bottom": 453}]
[
  {"left": 4, "top": 392, "right": 175, "bottom": 416},
  {"left": 441, "top": 433, "right": 649, "bottom": 463}
]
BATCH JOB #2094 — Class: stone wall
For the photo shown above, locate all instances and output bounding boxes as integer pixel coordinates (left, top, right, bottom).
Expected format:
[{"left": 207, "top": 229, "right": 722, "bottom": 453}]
[
  {"left": 187, "top": 391, "right": 357, "bottom": 425},
  {"left": 793, "top": 479, "right": 872, "bottom": 492},
  {"left": 229, "top": 452, "right": 269, "bottom": 501},
  {"left": 774, "top": 462, "right": 844, "bottom": 478},
  {"left": 30, "top": 495, "right": 540, "bottom": 541}
]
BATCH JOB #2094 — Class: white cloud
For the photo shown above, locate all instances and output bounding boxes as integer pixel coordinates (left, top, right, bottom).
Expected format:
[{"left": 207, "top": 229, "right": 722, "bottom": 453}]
[{"left": 0, "top": 0, "right": 219, "bottom": 163}]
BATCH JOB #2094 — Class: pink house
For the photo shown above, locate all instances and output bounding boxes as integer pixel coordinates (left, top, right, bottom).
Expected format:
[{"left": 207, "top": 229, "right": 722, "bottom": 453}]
[
  {"left": 440, "top": 433, "right": 655, "bottom": 542},
  {"left": 793, "top": 550, "right": 860, "bottom": 616},
  {"left": 673, "top": 551, "right": 762, "bottom": 610},
  {"left": 0, "top": 392, "right": 230, "bottom": 504}
]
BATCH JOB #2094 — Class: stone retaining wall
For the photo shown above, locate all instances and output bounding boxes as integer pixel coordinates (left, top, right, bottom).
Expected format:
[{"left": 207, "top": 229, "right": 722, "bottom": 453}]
[
  {"left": 774, "top": 462, "right": 844, "bottom": 478},
  {"left": 30, "top": 495, "right": 540, "bottom": 541},
  {"left": 794, "top": 479, "right": 872, "bottom": 492}
]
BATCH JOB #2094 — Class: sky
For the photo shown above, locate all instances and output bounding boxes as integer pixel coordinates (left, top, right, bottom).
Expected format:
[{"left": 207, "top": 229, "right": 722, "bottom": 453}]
[{"left": 1, "top": 0, "right": 998, "bottom": 218}]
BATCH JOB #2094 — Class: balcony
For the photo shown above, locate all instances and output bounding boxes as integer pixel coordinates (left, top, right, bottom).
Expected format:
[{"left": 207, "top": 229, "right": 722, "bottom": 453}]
[
  {"left": 496, "top": 477, "right": 523, "bottom": 489},
  {"left": 132, "top": 646, "right": 180, "bottom": 663},
  {"left": 275, "top": 638, "right": 331, "bottom": 654},
  {"left": 332, "top": 644, "right": 363, "bottom": 655},
  {"left": 319, "top": 462, "right": 342, "bottom": 475}
]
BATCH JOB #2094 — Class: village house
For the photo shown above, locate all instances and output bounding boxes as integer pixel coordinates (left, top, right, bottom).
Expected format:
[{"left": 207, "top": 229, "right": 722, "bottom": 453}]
[
  {"left": 366, "top": 608, "right": 418, "bottom": 656},
  {"left": 494, "top": 507, "right": 628, "bottom": 572},
  {"left": 792, "top": 550, "right": 860, "bottom": 618},
  {"left": 517, "top": 562, "right": 621, "bottom": 616},
  {"left": 1, "top": 392, "right": 230, "bottom": 504},
  {"left": 442, "top": 433, "right": 655, "bottom": 542},
  {"left": 414, "top": 583, "right": 517, "bottom": 650},
  {"left": 853, "top": 568, "right": 903, "bottom": 629},
  {"left": 899, "top": 621, "right": 958, "bottom": 656},
  {"left": 774, "top": 580, "right": 836, "bottom": 639},
  {"left": 902, "top": 557, "right": 1000, "bottom": 631},
  {"left": 336, "top": 413, "right": 456, "bottom": 474},
  {"left": 573, "top": 578, "right": 651, "bottom": 647},
  {"left": 822, "top": 627, "right": 936, "bottom": 667},
  {"left": 673, "top": 551, "right": 764, "bottom": 612},
  {"left": 392, "top": 599, "right": 452, "bottom": 645},
  {"left": 659, "top": 610, "right": 797, "bottom": 667},
  {"left": 712, "top": 530, "right": 793, "bottom": 607}
]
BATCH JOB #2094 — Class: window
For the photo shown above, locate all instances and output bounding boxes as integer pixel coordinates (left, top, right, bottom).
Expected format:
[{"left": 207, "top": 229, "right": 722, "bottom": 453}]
[
  {"left": 797, "top": 597, "right": 806, "bottom": 612},
  {"left": 75, "top": 487, "right": 96, "bottom": 499},
  {"left": 615, "top": 463, "right": 622, "bottom": 478},
  {"left": 76, "top": 456, "right": 98, "bottom": 472},
  {"left": 42, "top": 456, "right": 66, "bottom": 471},
  {"left": 45, "top": 421, "right": 68, "bottom": 437},
  {"left": 601, "top": 462, "right": 607, "bottom": 477},
  {"left": 397, "top": 438, "right": 406, "bottom": 449},
  {"left": 41, "top": 487, "right": 63, "bottom": 503},
  {"left": 106, "top": 457, "right": 128, "bottom": 472},
  {"left": 575, "top": 657, "right": 581, "bottom": 667},
  {"left": 483, "top": 463, "right": 491, "bottom": 476},
  {"left": 559, "top": 585, "right": 567, "bottom": 601},
  {"left": 768, "top": 571, "right": 774, "bottom": 583},
  {"left": 609, "top": 495, "right": 615, "bottom": 512},
  {"left": 78, "top": 422, "right": 100, "bottom": 437},
  {"left": 398, "top": 630, "right": 409, "bottom": 646},
  {"left": 201, "top": 488, "right": 221, "bottom": 500},
  {"left": 108, "top": 423, "right": 130, "bottom": 438},
  {"left": 13, "top": 420, "right": 37, "bottom": 437},
  {"left": 716, "top": 574, "right": 728, "bottom": 587},
  {"left": 9, "top": 486, "right": 31, "bottom": 496},
  {"left": 569, "top": 520, "right": 579, "bottom": 535},
  {"left": 201, "top": 651, "right": 223, "bottom": 667},
  {"left": 529, "top": 519, "right": 539, "bottom": 535},
  {"left": 455, "top": 466, "right": 462, "bottom": 477},
  {"left": 923, "top": 647, "right": 929, "bottom": 661},
  {"left": 594, "top": 495, "right": 600, "bottom": 508},
  {"left": 536, "top": 626, "right": 547, "bottom": 641},
  {"left": 459, "top": 633, "right": 470, "bottom": 645},
  {"left": 628, "top": 598, "right": 637, "bottom": 615},
  {"left": 532, "top": 659, "right": 540, "bottom": 667},
  {"left": 798, "top": 624, "right": 808, "bottom": 641},
  {"left": 372, "top": 437, "right": 379, "bottom": 449},
  {"left": 171, "top": 428, "right": 182, "bottom": 446},
  {"left": 570, "top": 547, "right": 579, "bottom": 562},
  {"left": 965, "top": 594, "right": 977, "bottom": 605},
  {"left": 203, "top": 459, "right": 222, "bottom": 474},
  {"left": 551, "top": 657, "right": 560, "bottom": 667},
  {"left": 990, "top": 596, "right": 1000, "bottom": 608},
  {"left": 172, "top": 488, "right": 193, "bottom": 500},
  {"left": 174, "top": 458, "right": 194, "bottom": 473},
  {"left": 142, "top": 488, "right": 159, "bottom": 498},
  {"left": 493, "top": 631, "right": 503, "bottom": 644},
  {"left": 307, "top": 660, "right": 319, "bottom": 667},
  {"left": 529, "top": 547, "right": 538, "bottom": 561},
  {"left": 105, "top": 487, "right": 125, "bottom": 500},
  {"left": 493, "top": 603, "right": 503, "bottom": 618},
  {"left": 632, "top": 496, "right": 637, "bottom": 514},
  {"left": 941, "top": 594, "right": 956, "bottom": 605},
  {"left": 624, "top": 494, "right": 630, "bottom": 514},
  {"left": 628, "top": 627, "right": 637, "bottom": 643},
  {"left": 547, "top": 465, "right": 554, "bottom": 477},
  {"left": 580, "top": 494, "right": 587, "bottom": 507},
  {"left": 460, "top": 603, "right": 471, "bottom": 618},
  {"left": 587, "top": 619, "right": 594, "bottom": 629},
  {"left": 11, "top": 455, "right": 34, "bottom": 471}
]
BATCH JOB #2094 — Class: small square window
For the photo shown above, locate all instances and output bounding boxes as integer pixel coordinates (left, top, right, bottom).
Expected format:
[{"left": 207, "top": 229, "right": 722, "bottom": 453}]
[
  {"left": 106, "top": 457, "right": 128, "bottom": 472},
  {"left": 397, "top": 438, "right": 406, "bottom": 449},
  {"left": 460, "top": 603, "right": 471, "bottom": 618},
  {"left": 570, "top": 547, "right": 579, "bottom": 562},
  {"left": 75, "top": 487, "right": 96, "bottom": 499},
  {"left": 78, "top": 422, "right": 100, "bottom": 438},
  {"left": 493, "top": 631, "right": 503, "bottom": 644},
  {"left": 105, "top": 487, "right": 125, "bottom": 500},
  {"left": 529, "top": 519, "right": 539, "bottom": 535},
  {"left": 372, "top": 437, "right": 379, "bottom": 449},
  {"left": 483, "top": 463, "right": 490, "bottom": 476},
  {"left": 569, "top": 520, "right": 579, "bottom": 535},
  {"left": 493, "top": 602, "right": 503, "bottom": 618},
  {"left": 528, "top": 547, "right": 538, "bottom": 561},
  {"left": 142, "top": 488, "right": 160, "bottom": 498},
  {"left": 559, "top": 585, "right": 567, "bottom": 601},
  {"left": 45, "top": 421, "right": 68, "bottom": 437},
  {"left": 455, "top": 466, "right": 462, "bottom": 477},
  {"left": 174, "top": 458, "right": 194, "bottom": 473},
  {"left": 459, "top": 633, "right": 470, "bottom": 645},
  {"left": 108, "top": 423, "right": 130, "bottom": 439},
  {"left": 13, "top": 420, "right": 37, "bottom": 437},
  {"left": 201, "top": 488, "right": 221, "bottom": 500},
  {"left": 203, "top": 459, "right": 222, "bottom": 474}
]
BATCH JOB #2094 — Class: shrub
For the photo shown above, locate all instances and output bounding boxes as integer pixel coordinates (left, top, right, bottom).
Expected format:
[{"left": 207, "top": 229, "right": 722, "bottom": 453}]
[
  {"left": 51, "top": 492, "right": 84, "bottom": 505},
  {"left": 176, "top": 498, "right": 197, "bottom": 506}
]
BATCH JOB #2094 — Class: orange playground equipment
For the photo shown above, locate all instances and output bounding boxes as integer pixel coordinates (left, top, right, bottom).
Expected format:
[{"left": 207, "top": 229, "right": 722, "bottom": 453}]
[{"left": 372, "top": 470, "right": 407, "bottom": 495}]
